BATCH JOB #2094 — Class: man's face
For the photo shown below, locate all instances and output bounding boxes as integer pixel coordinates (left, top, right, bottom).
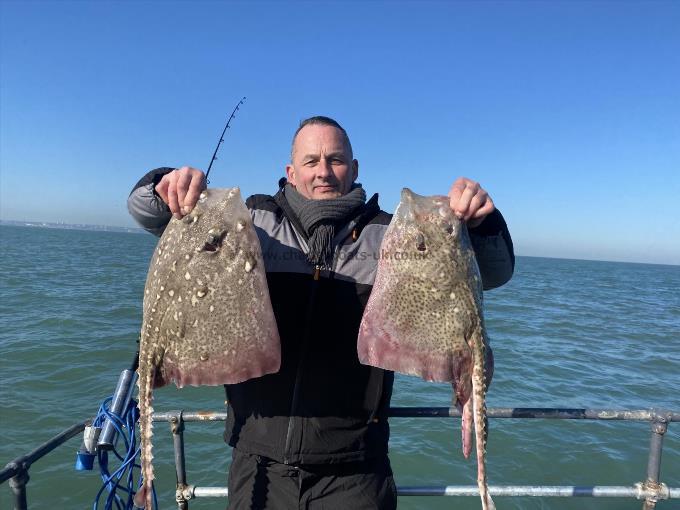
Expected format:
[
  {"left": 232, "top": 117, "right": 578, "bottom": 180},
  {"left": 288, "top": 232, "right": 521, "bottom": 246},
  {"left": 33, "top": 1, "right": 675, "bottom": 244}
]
[{"left": 286, "top": 124, "right": 359, "bottom": 200}]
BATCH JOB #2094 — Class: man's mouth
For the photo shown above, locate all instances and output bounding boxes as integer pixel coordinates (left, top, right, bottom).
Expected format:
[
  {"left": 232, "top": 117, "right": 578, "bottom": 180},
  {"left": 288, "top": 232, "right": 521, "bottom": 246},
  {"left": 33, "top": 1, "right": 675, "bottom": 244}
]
[{"left": 314, "top": 185, "right": 337, "bottom": 193}]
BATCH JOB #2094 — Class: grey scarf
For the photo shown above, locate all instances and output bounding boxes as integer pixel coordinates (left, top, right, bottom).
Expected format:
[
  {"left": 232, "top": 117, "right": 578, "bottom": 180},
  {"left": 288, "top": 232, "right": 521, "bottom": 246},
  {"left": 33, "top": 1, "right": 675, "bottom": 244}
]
[{"left": 284, "top": 183, "right": 366, "bottom": 268}]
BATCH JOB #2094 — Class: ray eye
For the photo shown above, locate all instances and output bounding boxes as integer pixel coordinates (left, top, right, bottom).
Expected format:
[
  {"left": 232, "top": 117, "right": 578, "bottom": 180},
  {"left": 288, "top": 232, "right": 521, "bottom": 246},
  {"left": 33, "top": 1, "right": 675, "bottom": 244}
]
[
  {"left": 416, "top": 233, "right": 426, "bottom": 251},
  {"left": 202, "top": 230, "right": 226, "bottom": 252},
  {"left": 446, "top": 224, "right": 454, "bottom": 235}
]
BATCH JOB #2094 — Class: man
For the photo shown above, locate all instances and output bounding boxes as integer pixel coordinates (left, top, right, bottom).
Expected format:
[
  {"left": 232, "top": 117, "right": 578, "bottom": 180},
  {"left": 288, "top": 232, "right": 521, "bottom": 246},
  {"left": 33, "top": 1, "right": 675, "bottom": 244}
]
[{"left": 128, "top": 116, "right": 514, "bottom": 509}]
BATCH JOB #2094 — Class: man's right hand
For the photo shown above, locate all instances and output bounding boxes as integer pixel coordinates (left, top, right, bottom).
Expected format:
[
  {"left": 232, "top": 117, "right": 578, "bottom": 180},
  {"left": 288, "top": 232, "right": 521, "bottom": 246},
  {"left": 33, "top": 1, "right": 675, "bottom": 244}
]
[{"left": 155, "top": 166, "right": 207, "bottom": 218}]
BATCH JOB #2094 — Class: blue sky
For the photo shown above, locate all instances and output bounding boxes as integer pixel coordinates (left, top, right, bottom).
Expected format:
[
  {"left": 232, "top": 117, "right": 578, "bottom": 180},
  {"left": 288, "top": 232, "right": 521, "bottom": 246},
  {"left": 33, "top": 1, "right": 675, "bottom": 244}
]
[{"left": 1, "top": 1, "right": 678, "bottom": 265}]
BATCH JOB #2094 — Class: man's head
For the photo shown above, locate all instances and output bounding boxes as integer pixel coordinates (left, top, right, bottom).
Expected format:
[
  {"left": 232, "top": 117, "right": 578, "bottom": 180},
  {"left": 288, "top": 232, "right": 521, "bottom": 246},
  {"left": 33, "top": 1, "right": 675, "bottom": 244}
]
[{"left": 286, "top": 116, "right": 359, "bottom": 200}]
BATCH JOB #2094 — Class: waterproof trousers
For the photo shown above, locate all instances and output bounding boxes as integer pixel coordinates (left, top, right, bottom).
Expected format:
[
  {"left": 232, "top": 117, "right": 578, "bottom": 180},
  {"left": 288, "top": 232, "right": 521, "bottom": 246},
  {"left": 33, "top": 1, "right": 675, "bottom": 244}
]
[{"left": 227, "top": 449, "right": 397, "bottom": 510}]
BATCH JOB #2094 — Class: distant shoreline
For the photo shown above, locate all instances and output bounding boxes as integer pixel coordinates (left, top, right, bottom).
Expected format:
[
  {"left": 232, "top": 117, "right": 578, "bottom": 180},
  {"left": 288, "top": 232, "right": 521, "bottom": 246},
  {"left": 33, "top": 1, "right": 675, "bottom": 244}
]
[
  {"left": 1, "top": 220, "right": 677, "bottom": 267},
  {"left": 0, "top": 219, "right": 145, "bottom": 235}
]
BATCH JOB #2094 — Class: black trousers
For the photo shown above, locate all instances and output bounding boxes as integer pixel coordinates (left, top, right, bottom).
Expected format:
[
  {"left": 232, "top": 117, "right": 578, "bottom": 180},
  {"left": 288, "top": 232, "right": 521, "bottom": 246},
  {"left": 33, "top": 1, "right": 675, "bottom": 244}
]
[{"left": 227, "top": 449, "right": 397, "bottom": 510}]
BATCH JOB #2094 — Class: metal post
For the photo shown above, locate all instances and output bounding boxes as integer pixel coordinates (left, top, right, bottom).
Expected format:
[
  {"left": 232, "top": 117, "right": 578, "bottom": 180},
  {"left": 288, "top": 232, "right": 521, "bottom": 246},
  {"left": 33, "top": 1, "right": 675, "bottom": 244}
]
[
  {"left": 171, "top": 411, "right": 189, "bottom": 510},
  {"left": 641, "top": 410, "right": 670, "bottom": 510},
  {"left": 8, "top": 465, "right": 29, "bottom": 510}
]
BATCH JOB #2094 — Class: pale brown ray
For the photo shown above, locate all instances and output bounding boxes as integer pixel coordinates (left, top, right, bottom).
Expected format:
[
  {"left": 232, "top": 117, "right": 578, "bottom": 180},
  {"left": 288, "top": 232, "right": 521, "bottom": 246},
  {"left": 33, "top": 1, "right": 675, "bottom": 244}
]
[
  {"left": 358, "top": 188, "right": 495, "bottom": 510},
  {"left": 134, "top": 188, "right": 280, "bottom": 509}
]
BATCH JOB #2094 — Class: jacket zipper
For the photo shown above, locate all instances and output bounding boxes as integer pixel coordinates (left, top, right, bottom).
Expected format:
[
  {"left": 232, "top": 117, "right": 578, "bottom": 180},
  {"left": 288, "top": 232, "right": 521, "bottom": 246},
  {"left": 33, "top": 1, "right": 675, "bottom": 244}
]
[
  {"left": 279, "top": 204, "right": 370, "bottom": 464},
  {"left": 282, "top": 264, "right": 321, "bottom": 464}
]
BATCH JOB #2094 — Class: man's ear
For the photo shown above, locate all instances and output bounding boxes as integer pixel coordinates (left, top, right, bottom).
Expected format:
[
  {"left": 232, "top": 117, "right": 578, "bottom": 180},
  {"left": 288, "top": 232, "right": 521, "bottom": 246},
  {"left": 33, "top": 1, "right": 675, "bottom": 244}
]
[
  {"left": 352, "top": 159, "right": 359, "bottom": 182},
  {"left": 285, "top": 164, "right": 296, "bottom": 186}
]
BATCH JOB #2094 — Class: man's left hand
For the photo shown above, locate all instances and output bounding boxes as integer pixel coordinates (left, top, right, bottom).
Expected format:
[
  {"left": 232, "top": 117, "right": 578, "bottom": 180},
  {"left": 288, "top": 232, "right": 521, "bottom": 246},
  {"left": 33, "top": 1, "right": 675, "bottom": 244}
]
[{"left": 448, "top": 177, "right": 495, "bottom": 228}]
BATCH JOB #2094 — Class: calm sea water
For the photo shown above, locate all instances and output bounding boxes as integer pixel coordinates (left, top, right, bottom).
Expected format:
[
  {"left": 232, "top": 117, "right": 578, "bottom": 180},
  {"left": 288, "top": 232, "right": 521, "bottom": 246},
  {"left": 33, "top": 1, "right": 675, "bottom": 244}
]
[{"left": 1, "top": 225, "right": 678, "bottom": 510}]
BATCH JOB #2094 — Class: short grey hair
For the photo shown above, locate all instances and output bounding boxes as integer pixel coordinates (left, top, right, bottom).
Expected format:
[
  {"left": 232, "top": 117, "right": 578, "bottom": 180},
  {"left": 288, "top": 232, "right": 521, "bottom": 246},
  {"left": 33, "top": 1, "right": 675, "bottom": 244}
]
[{"left": 290, "top": 116, "right": 353, "bottom": 161}]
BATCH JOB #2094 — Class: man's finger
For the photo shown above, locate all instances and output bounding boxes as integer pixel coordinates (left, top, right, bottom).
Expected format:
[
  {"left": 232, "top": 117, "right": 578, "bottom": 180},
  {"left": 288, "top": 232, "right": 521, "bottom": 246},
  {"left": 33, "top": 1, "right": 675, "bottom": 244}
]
[
  {"left": 182, "top": 174, "right": 207, "bottom": 215},
  {"left": 448, "top": 179, "right": 467, "bottom": 209},
  {"left": 472, "top": 197, "right": 495, "bottom": 219},
  {"left": 155, "top": 178, "right": 169, "bottom": 205},
  {"left": 449, "top": 178, "right": 480, "bottom": 217},
  {"left": 448, "top": 180, "right": 465, "bottom": 201},
  {"left": 465, "top": 192, "right": 487, "bottom": 221},
  {"left": 167, "top": 180, "right": 180, "bottom": 217},
  {"left": 454, "top": 185, "right": 478, "bottom": 218},
  {"left": 176, "top": 169, "right": 192, "bottom": 214}
]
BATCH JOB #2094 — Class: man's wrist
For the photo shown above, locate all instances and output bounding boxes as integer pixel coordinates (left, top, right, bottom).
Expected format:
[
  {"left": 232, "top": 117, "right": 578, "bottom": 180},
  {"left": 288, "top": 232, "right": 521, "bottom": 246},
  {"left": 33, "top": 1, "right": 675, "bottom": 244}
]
[{"left": 467, "top": 210, "right": 503, "bottom": 236}]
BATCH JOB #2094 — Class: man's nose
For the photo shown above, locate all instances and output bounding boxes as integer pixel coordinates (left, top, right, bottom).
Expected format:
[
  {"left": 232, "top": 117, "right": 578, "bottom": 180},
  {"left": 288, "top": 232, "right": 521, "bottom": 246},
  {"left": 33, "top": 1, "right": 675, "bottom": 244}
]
[{"left": 316, "top": 158, "right": 333, "bottom": 177}]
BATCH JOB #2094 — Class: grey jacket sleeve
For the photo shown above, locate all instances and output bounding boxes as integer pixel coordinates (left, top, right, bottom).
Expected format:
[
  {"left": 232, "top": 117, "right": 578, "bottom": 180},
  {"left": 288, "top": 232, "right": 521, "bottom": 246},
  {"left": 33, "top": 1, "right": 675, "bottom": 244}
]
[
  {"left": 468, "top": 209, "right": 515, "bottom": 290},
  {"left": 127, "top": 167, "right": 175, "bottom": 237}
]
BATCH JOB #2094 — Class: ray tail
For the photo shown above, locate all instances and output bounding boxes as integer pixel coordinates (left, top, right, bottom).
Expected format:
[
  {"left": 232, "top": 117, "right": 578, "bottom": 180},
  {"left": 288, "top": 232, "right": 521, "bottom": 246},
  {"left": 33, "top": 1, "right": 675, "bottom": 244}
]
[
  {"left": 133, "top": 356, "right": 156, "bottom": 509},
  {"left": 471, "top": 328, "right": 495, "bottom": 510}
]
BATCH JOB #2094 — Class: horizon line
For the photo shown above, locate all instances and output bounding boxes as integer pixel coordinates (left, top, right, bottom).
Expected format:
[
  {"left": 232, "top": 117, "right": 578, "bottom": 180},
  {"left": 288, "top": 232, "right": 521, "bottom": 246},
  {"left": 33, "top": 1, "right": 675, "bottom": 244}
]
[{"left": 1, "top": 219, "right": 677, "bottom": 267}]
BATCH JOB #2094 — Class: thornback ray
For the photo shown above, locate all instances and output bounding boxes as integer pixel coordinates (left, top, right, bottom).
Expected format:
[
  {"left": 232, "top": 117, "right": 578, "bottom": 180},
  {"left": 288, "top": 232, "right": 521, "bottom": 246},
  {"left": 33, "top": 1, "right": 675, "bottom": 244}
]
[
  {"left": 133, "top": 188, "right": 281, "bottom": 509},
  {"left": 358, "top": 188, "right": 495, "bottom": 510}
]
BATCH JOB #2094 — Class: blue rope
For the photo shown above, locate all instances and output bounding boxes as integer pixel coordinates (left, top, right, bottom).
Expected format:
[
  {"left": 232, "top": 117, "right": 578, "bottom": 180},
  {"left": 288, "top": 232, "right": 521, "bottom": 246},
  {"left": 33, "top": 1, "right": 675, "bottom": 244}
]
[{"left": 90, "top": 397, "right": 157, "bottom": 510}]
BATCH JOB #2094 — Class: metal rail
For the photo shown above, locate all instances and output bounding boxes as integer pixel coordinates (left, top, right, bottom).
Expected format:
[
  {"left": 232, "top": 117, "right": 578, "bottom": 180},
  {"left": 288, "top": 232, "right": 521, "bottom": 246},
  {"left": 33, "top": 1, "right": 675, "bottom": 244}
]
[
  {"left": 157, "top": 408, "right": 678, "bottom": 509},
  {"left": 183, "top": 484, "right": 680, "bottom": 499},
  {"left": 0, "top": 420, "right": 88, "bottom": 509},
  {"left": 2, "top": 408, "right": 678, "bottom": 509}
]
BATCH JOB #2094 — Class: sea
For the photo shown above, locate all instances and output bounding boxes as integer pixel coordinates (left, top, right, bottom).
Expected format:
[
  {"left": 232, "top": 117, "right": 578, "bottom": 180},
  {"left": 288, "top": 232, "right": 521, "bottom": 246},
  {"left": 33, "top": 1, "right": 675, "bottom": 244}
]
[{"left": 0, "top": 224, "right": 678, "bottom": 510}]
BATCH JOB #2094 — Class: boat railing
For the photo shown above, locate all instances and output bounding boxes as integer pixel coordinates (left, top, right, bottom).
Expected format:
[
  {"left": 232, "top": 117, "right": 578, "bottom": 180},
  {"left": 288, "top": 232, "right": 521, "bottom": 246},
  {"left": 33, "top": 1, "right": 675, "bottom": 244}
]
[{"left": 2, "top": 407, "right": 678, "bottom": 509}]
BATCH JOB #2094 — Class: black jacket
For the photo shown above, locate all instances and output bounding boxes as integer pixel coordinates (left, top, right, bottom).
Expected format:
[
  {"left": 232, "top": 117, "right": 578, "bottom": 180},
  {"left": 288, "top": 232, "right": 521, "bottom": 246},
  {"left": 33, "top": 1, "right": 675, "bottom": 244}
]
[{"left": 128, "top": 168, "right": 515, "bottom": 465}]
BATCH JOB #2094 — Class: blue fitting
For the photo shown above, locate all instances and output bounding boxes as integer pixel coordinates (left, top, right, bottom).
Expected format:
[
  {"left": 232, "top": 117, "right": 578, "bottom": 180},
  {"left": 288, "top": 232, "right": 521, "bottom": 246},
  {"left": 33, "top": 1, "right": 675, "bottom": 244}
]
[{"left": 75, "top": 450, "right": 95, "bottom": 471}]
